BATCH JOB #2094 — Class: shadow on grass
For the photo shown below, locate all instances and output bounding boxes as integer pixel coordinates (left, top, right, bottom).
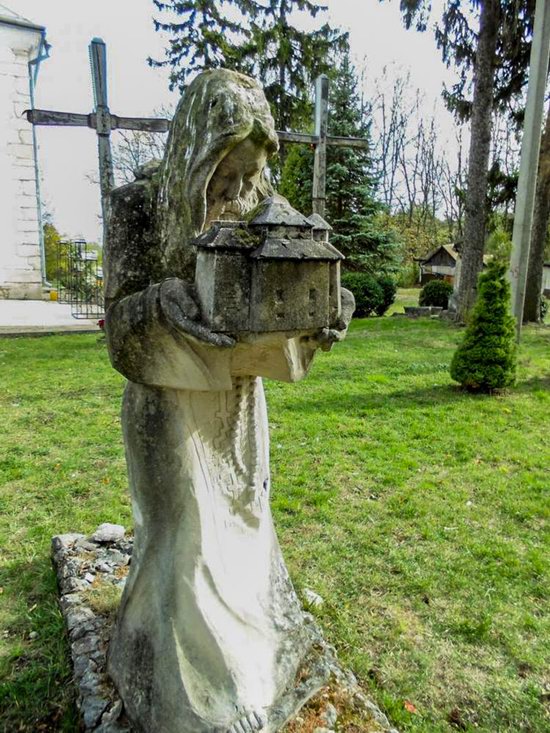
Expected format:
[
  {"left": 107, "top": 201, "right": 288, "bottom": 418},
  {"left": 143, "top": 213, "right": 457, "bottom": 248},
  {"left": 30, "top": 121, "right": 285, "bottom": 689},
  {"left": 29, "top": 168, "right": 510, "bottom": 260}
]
[
  {"left": 282, "top": 383, "right": 469, "bottom": 417},
  {"left": 515, "top": 374, "right": 550, "bottom": 393},
  {"left": 284, "top": 375, "right": 549, "bottom": 418},
  {"left": 0, "top": 556, "right": 78, "bottom": 732}
]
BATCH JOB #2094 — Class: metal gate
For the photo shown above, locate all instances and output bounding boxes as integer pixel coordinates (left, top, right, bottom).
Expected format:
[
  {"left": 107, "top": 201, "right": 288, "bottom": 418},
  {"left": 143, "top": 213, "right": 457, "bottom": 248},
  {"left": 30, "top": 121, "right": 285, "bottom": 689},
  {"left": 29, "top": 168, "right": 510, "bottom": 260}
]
[{"left": 55, "top": 239, "right": 105, "bottom": 320}]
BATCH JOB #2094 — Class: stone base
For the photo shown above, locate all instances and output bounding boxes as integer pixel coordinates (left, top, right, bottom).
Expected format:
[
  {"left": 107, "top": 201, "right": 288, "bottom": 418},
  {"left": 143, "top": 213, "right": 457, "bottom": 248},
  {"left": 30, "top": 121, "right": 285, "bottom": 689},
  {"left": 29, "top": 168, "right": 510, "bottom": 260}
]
[
  {"left": 52, "top": 526, "right": 399, "bottom": 733},
  {"left": 0, "top": 282, "right": 44, "bottom": 300}
]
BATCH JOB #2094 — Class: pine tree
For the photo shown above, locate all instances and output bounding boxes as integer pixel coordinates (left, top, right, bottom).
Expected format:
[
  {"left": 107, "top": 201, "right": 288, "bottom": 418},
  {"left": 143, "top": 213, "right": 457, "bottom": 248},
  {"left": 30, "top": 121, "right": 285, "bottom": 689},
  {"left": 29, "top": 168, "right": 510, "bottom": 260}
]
[
  {"left": 278, "top": 142, "right": 313, "bottom": 212},
  {"left": 450, "top": 259, "right": 517, "bottom": 393},
  {"left": 149, "top": 1, "right": 254, "bottom": 88},
  {"left": 249, "top": 1, "right": 344, "bottom": 132},
  {"left": 280, "top": 47, "right": 400, "bottom": 274},
  {"left": 325, "top": 52, "right": 392, "bottom": 271},
  {"left": 150, "top": 0, "right": 344, "bottom": 135}
]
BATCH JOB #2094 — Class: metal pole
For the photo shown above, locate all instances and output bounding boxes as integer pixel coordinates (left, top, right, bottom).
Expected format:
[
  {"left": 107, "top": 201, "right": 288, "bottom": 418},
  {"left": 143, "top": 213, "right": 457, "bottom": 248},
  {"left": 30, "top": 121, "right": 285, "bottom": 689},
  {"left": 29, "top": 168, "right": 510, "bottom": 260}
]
[
  {"left": 509, "top": 0, "right": 550, "bottom": 339},
  {"left": 312, "top": 74, "right": 329, "bottom": 216},
  {"left": 89, "top": 38, "right": 114, "bottom": 232}
]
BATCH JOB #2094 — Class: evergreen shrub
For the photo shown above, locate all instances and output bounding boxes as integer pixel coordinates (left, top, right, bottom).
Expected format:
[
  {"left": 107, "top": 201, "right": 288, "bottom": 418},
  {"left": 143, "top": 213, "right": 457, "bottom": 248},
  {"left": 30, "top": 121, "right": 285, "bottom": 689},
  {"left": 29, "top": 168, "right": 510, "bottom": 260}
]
[
  {"left": 341, "top": 272, "right": 390, "bottom": 317},
  {"left": 540, "top": 296, "right": 548, "bottom": 322},
  {"left": 419, "top": 279, "right": 454, "bottom": 308},
  {"left": 375, "top": 275, "right": 397, "bottom": 316},
  {"left": 450, "top": 261, "right": 517, "bottom": 393}
]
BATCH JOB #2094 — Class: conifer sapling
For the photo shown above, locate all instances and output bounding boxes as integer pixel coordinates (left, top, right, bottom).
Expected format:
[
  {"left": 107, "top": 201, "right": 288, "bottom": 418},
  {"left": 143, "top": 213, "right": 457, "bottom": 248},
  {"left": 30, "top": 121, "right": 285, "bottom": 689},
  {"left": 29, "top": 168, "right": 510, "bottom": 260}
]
[{"left": 450, "top": 260, "right": 517, "bottom": 392}]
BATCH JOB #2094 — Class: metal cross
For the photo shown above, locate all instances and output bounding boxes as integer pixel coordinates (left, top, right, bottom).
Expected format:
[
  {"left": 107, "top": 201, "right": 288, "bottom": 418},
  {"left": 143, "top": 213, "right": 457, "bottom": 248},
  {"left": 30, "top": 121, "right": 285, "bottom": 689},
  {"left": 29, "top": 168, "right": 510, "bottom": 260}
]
[{"left": 26, "top": 41, "right": 368, "bottom": 225}]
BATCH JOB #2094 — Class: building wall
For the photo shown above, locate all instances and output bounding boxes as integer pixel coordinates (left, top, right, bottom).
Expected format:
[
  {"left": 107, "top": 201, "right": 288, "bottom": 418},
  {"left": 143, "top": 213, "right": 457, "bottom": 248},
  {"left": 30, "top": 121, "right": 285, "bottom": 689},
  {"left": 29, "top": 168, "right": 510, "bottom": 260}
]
[
  {"left": 420, "top": 264, "right": 455, "bottom": 286},
  {"left": 426, "top": 249, "right": 456, "bottom": 268},
  {"left": 0, "top": 24, "right": 43, "bottom": 299},
  {"left": 543, "top": 265, "right": 550, "bottom": 297}
]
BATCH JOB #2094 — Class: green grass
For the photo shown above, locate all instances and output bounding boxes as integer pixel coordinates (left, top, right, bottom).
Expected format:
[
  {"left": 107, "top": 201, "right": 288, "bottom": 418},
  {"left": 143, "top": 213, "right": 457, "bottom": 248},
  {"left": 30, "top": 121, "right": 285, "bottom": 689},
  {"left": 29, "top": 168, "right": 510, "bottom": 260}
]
[
  {"left": 0, "top": 307, "right": 549, "bottom": 732},
  {"left": 387, "top": 287, "right": 420, "bottom": 315}
]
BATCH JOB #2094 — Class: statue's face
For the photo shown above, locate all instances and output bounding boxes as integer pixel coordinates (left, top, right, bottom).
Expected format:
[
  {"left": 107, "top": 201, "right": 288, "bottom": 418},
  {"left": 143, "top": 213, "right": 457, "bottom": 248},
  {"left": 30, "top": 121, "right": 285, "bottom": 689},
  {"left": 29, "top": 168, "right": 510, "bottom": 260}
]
[{"left": 205, "top": 137, "right": 268, "bottom": 229}]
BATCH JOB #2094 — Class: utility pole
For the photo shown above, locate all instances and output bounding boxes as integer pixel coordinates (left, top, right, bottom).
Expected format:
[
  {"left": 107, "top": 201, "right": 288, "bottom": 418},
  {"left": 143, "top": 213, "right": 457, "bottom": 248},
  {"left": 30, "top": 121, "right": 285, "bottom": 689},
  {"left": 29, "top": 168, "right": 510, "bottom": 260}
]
[{"left": 509, "top": 0, "right": 550, "bottom": 339}]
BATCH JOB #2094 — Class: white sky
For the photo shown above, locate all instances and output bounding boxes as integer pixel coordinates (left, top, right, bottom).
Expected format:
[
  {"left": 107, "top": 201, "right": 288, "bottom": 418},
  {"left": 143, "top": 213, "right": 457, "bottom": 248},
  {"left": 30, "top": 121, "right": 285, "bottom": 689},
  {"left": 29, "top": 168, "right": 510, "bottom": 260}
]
[{"left": 10, "top": 0, "right": 457, "bottom": 242}]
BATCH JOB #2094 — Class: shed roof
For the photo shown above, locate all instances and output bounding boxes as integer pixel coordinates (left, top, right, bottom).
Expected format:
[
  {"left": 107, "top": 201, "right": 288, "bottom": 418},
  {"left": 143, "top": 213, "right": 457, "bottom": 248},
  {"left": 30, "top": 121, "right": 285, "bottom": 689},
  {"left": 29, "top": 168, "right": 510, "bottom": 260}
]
[
  {"left": 0, "top": 3, "right": 44, "bottom": 31},
  {"left": 421, "top": 244, "right": 458, "bottom": 264}
]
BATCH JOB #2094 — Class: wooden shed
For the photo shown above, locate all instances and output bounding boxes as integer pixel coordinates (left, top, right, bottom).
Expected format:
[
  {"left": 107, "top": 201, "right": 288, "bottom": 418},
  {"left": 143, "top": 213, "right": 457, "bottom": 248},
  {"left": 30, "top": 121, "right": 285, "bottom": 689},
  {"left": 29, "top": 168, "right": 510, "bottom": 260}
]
[{"left": 418, "top": 245, "right": 458, "bottom": 285}]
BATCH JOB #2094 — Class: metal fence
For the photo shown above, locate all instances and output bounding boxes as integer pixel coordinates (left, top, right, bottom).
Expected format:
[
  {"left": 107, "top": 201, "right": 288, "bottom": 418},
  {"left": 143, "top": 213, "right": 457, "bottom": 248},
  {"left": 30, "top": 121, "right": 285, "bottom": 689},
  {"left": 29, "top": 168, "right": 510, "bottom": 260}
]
[{"left": 55, "top": 239, "right": 105, "bottom": 320}]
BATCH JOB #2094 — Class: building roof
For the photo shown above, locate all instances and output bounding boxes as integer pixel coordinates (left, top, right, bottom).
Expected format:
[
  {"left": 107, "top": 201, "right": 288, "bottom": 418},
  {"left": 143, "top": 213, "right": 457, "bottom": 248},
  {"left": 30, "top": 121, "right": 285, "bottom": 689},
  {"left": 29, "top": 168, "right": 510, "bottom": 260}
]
[
  {"left": 250, "top": 237, "right": 343, "bottom": 261},
  {"left": 248, "top": 195, "right": 311, "bottom": 228},
  {"left": 307, "top": 212, "right": 333, "bottom": 232},
  {"left": 0, "top": 3, "right": 45, "bottom": 32},
  {"left": 420, "top": 244, "right": 459, "bottom": 264}
]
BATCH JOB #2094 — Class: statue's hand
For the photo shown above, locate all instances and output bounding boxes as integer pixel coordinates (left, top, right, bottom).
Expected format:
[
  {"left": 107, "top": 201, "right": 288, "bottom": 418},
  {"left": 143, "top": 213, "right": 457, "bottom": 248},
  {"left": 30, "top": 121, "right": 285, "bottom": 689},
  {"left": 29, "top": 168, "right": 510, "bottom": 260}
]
[
  {"left": 336, "top": 287, "right": 356, "bottom": 331},
  {"left": 159, "top": 278, "right": 235, "bottom": 348},
  {"left": 316, "top": 287, "right": 356, "bottom": 352}
]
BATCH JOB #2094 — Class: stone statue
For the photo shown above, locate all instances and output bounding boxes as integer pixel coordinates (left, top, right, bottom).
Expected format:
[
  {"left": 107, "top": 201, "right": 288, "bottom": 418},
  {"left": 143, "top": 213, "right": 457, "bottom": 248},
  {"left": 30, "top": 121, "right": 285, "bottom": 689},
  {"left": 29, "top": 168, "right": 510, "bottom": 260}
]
[{"left": 103, "top": 69, "right": 354, "bottom": 733}]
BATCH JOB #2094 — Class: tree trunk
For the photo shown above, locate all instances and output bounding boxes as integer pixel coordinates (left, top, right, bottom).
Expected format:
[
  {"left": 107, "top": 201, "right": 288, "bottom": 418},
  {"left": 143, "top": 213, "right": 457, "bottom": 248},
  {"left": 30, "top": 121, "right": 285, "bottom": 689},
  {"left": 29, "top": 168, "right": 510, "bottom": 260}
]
[
  {"left": 523, "top": 103, "right": 550, "bottom": 322},
  {"left": 455, "top": 0, "right": 500, "bottom": 322}
]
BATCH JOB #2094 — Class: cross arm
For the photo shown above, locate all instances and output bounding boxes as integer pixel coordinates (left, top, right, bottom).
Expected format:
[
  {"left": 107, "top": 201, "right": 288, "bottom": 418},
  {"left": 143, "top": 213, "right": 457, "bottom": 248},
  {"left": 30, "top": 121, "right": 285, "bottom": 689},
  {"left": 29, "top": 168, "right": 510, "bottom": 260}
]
[
  {"left": 24, "top": 109, "right": 171, "bottom": 133},
  {"left": 328, "top": 135, "right": 369, "bottom": 149},
  {"left": 277, "top": 130, "right": 317, "bottom": 145},
  {"left": 24, "top": 109, "right": 90, "bottom": 127},
  {"left": 276, "top": 129, "right": 368, "bottom": 149}
]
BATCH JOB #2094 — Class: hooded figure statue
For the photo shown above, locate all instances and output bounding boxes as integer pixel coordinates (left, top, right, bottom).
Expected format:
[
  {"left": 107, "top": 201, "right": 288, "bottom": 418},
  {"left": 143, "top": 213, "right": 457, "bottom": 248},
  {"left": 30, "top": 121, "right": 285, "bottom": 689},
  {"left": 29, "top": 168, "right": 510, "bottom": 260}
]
[{"left": 103, "top": 69, "right": 353, "bottom": 733}]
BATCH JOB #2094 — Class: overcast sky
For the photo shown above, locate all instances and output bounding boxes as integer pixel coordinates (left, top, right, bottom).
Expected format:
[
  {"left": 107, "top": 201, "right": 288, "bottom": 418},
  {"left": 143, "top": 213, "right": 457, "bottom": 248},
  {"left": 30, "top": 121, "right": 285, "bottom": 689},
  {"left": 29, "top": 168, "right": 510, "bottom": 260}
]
[{"left": 10, "top": 0, "right": 456, "bottom": 242}]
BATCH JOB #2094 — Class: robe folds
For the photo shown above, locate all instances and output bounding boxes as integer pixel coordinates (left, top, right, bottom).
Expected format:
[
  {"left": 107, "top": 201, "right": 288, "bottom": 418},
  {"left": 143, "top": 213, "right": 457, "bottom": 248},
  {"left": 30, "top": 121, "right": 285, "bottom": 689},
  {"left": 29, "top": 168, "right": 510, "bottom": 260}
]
[{"left": 104, "top": 180, "right": 322, "bottom": 732}]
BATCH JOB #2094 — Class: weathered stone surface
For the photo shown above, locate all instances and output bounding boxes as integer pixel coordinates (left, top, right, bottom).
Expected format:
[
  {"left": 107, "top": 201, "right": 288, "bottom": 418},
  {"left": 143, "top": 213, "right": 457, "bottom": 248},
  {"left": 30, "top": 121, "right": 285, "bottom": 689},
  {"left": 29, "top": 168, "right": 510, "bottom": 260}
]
[
  {"left": 51, "top": 529, "right": 132, "bottom": 732},
  {"left": 320, "top": 702, "right": 338, "bottom": 727},
  {"left": 193, "top": 196, "right": 343, "bottom": 334},
  {"left": 52, "top": 532, "right": 85, "bottom": 551},
  {"left": 303, "top": 588, "right": 325, "bottom": 609},
  {"left": 403, "top": 305, "right": 444, "bottom": 318},
  {"left": 52, "top": 527, "right": 398, "bottom": 733},
  {"left": 91, "top": 523, "right": 125, "bottom": 544},
  {"left": 156, "top": 69, "right": 279, "bottom": 281},
  {"left": 103, "top": 69, "right": 356, "bottom": 733}
]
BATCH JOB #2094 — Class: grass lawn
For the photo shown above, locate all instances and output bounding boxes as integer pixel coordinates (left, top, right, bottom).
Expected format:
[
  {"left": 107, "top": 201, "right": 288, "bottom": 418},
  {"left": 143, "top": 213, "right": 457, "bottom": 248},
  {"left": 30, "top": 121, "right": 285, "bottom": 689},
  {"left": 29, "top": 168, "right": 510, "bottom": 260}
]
[{"left": 0, "top": 303, "right": 549, "bottom": 732}]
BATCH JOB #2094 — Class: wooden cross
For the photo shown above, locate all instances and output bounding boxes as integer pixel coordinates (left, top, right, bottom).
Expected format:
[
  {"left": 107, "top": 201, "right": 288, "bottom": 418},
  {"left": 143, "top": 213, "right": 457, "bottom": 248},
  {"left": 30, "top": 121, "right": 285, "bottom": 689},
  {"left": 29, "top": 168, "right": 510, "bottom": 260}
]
[
  {"left": 25, "top": 38, "right": 169, "bottom": 226},
  {"left": 26, "top": 41, "right": 368, "bottom": 225},
  {"left": 277, "top": 75, "right": 369, "bottom": 217}
]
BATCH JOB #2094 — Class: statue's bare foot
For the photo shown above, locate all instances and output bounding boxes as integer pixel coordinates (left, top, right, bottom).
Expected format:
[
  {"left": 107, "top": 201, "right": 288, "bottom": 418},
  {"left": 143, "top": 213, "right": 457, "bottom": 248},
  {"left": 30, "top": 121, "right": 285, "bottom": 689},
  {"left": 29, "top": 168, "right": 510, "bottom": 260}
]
[{"left": 227, "top": 709, "right": 267, "bottom": 732}]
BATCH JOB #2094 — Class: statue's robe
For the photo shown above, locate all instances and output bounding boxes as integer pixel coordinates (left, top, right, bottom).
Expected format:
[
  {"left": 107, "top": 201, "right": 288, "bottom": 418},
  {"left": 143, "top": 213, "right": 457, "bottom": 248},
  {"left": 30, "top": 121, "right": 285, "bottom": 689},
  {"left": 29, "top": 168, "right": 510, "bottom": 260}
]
[{"left": 104, "top": 178, "right": 321, "bottom": 732}]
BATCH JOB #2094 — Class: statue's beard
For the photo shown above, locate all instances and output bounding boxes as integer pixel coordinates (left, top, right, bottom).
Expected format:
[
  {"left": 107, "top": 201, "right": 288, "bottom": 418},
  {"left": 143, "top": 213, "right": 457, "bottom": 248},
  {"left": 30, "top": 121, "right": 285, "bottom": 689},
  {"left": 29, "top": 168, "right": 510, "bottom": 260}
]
[{"left": 204, "top": 194, "right": 256, "bottom": 229}]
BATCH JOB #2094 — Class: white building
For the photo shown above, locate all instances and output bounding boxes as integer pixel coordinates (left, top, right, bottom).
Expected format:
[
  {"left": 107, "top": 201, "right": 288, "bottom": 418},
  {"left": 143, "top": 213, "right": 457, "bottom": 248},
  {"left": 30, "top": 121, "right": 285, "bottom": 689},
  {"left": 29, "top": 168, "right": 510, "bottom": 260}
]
[{"left": 0, "top": 4, "right": 48, "bottom": 299}]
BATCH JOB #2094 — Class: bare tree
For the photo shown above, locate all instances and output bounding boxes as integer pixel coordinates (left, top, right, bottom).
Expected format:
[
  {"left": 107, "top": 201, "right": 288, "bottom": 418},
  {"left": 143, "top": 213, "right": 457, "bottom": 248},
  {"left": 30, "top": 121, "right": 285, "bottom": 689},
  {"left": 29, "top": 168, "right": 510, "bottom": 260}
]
[
  {"left": 111, "top": 105, "right": 173, "bottom": 185},
  {"left": 112, "top": 128, "right": 168, "bottom": 184},
  {"left": 371, "top": 69, "right": 462, "bottom": 256},
  {"left": 372, "top": 69, "right": 411, "bottom": 211},
  {"left": 438, "top": 127, "right": 467, "bottom": 243}
]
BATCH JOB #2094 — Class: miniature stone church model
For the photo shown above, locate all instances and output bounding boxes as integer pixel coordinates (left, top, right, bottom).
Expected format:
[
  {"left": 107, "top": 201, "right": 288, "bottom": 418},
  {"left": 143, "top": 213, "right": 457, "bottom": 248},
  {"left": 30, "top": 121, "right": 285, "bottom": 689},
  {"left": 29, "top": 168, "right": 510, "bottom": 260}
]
[{"left": 193, "top": 195, "right": 343, "bottom": 334}]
